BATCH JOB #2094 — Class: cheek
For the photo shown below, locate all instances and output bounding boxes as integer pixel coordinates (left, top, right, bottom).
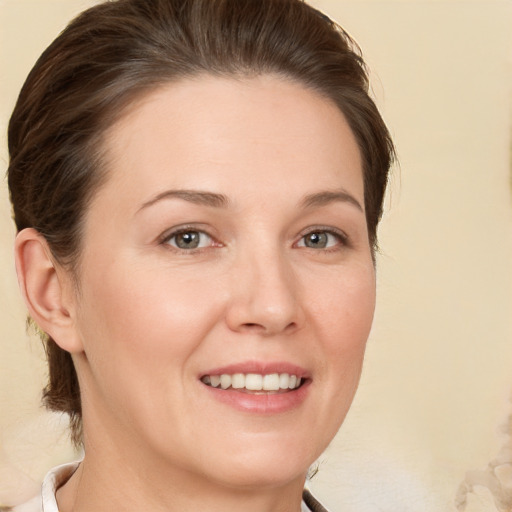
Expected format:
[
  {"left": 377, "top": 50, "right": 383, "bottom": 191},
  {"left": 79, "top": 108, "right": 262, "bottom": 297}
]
[
  {"left": 73, "top": 260, "right": 232, "bottom": 448},
  {"left": 75, "top": 261, "right": 225, "bottom": 392},
  {"left": 83, "top": 259, "right": 210, "bottom": 335},
  {"left": 316, "top": 263, "right": 376, "bottom": 348},
  {"left": 288, "top": 263, "right": 375, "bottom": 456},
  {"left": 310, "top": 264, "right": 375, "bottom": 394}
]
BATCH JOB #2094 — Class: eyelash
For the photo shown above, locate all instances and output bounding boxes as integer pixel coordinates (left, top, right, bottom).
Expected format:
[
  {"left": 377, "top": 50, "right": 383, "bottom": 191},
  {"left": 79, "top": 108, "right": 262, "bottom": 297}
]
[
  {"left": 160, "top": 226, "right": 219, "bottom": 252},
  {"left": 159, "top": 226, "right": 349, "bottom": 253},
  {"left": 295, "top": 227, "right": 349, "bottom": 251}
]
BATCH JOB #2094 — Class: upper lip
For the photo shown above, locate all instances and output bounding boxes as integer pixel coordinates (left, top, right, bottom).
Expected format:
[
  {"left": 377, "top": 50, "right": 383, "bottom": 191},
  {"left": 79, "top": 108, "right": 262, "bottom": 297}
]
[{"left": 200, "top": 361, "right": 309, "bottom": 379}]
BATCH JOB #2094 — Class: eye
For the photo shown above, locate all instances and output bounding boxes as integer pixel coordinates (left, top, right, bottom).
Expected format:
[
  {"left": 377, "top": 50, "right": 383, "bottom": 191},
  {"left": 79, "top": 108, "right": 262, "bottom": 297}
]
[
  {"left": 297, "top": 230, "right": 346, "bottom": 249},
  {"left": 163, "top": 229, "right": 214, "bottom": 250}
]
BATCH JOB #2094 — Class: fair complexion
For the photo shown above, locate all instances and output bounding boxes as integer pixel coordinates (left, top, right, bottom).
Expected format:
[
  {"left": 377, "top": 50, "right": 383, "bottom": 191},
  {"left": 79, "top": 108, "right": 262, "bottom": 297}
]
[{"left": 16, "top": 75, "right": 375, "bottom": 511}]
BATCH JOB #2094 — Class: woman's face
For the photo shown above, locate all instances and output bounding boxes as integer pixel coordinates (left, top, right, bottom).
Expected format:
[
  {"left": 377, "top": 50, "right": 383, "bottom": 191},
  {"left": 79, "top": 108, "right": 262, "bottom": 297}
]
[{"left": 69, "top": 75, "right": 375, "bottom": 489}]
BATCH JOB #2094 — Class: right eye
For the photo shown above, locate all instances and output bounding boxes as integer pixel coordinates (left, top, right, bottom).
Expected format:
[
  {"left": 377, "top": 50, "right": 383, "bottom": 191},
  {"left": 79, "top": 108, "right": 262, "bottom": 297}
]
[
  {"left": 163, "top": 229, "right": 214, "bottom": 250},
  {"left": 295, "top": 229, "right": 348, "bottom": 250}
]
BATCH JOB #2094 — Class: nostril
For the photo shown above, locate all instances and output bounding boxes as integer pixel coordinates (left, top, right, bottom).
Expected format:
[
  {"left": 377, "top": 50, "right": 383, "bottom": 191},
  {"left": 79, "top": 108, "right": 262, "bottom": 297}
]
[
  {"left": 241, "top": 322, "right": 265, "bottom": 333},
  {"left": 239, "top": 321, "right": 298, "bottom": 336}
]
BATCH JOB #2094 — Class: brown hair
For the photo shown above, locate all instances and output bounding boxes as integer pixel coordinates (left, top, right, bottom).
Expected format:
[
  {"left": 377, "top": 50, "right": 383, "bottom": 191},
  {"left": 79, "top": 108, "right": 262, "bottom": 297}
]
[{"left": 7, "top": 0, "right": 395, "bottom": 445}]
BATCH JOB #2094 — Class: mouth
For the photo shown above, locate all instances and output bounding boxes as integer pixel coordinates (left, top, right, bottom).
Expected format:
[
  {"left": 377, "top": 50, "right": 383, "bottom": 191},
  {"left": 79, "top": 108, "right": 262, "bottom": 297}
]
[
  {"left": 200, "top": 373, "right": 303, "bottom": 394},
  {"left": 199, "top": 362, "right": 310, "bottom": 413}
]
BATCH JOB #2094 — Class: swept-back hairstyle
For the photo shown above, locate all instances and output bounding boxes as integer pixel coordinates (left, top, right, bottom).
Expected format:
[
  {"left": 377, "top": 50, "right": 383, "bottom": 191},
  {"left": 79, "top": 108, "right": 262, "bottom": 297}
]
[{"left": 8, "top": 0, "right": 394, "bottom": 445}]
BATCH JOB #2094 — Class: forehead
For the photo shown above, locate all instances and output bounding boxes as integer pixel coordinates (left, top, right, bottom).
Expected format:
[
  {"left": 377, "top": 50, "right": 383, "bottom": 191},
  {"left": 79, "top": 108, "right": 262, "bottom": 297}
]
[{"left": 96, "top": 74, "right": 363, "bottom": 211}]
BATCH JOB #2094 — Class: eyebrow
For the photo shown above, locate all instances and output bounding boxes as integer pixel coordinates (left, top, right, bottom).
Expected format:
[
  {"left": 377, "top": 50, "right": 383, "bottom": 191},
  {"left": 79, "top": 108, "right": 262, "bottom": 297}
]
[
  {"left": 138, "top": 189, "right": 229, "bottom": 212},
  {"left": 300, "top": 189, "right": 364, "bottom": 212},
  {"left": 138, "top": 187, "right": 363, "bottom": 213}
]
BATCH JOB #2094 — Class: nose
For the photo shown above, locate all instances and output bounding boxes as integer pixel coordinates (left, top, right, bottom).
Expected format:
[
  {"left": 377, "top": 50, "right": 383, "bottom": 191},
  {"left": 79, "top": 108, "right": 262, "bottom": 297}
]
[{"left": 225, "top": 248, "right": 304, "bottom": 337}]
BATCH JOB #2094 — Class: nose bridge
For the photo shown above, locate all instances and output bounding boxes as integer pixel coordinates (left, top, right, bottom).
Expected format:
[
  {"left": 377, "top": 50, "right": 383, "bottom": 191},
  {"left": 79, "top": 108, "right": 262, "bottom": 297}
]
[{"left": 227, "top": 238, "right": 302, "bottom": 335}]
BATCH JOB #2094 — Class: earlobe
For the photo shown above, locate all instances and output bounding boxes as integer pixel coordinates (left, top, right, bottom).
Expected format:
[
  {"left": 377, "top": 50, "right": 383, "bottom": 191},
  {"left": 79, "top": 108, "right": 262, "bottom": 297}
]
[{"left": 14, "top": 228, "right": 83, "bottom": 353}]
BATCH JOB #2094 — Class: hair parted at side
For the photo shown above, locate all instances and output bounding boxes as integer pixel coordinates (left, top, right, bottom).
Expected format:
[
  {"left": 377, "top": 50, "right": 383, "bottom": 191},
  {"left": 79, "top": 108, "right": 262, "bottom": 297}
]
[{"left": 8, "top": 0, "right": 395, "bottom": 446}]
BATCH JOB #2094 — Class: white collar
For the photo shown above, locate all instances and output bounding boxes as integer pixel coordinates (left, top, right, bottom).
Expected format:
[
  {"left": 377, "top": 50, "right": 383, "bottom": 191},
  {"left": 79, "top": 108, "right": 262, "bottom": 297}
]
[{"left": 41, "top": 461, "right": 80, "bottom": 511}]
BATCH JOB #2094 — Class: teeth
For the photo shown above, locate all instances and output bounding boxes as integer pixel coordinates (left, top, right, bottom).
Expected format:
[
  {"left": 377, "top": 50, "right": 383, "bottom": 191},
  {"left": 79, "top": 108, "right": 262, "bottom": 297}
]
[
  {"left": 245, "top": 373, "right": 263, "bottom": 390},
  {"left": 202, "top": 373, "right": 303, "bottom": 391},
  {"left": 231, "top": 373, "right": 245, "bottom": 389},
  {"left": 263, "top": 373, "right": 280, "bottom": 391},
  {"left": 220, "top": 374, "right": 231, "bottom": 389}
]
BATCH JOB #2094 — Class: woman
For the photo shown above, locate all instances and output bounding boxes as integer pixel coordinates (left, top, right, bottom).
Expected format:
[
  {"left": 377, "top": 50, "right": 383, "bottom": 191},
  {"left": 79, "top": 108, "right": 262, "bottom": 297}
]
[{"left": 7, "top": 0, "right": 394, "bottom": 510}]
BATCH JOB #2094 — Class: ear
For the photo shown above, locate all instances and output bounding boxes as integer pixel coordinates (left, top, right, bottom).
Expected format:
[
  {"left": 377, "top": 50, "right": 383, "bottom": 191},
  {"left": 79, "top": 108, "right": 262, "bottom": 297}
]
[{"left": 14, "top": 228, "right": 84, "bottom": 353}]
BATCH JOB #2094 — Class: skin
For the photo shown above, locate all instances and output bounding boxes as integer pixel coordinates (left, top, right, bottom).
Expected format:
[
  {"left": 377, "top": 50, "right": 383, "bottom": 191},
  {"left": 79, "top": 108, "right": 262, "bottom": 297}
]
[{"left": 16, "top": 75, "right": 376, "bottom": 511}]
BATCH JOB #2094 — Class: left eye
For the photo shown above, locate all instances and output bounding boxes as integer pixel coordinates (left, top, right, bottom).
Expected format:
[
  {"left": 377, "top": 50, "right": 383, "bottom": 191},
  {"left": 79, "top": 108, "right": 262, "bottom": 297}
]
[
  {"left": 297, "top": 231, "right": 343, "bottom": 249},
  {"left": 165, "top": 230, "right": 213, "bottom": 250}
]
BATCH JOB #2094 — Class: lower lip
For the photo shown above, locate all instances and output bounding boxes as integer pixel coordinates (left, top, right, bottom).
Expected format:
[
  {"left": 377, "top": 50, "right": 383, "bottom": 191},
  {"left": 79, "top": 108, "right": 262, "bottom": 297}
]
[{"left": 202, "top": 381, "right": 310, "bottom": 414}]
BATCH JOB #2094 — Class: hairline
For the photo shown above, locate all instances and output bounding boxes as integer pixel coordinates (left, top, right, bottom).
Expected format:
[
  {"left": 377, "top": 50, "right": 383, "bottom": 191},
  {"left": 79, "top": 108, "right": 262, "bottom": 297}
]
[{"left": 67, "top": 70, "right": 370, "bottom": 281}]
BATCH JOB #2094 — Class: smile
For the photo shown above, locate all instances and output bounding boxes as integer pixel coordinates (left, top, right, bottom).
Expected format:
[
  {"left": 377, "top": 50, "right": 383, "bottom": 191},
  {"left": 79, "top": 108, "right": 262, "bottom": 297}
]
[{"left": 201, "top": 373, "right": 302, "bottom": 392}]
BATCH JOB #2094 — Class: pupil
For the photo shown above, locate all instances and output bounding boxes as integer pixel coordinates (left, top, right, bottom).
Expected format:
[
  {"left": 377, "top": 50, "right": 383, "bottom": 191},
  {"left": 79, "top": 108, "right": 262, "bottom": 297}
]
[
  {"left": 177, "top": 232, "right": 199, "bottom": 249},
  {"left": 307, "top": 232, "right": 327, "bottom": 248}
]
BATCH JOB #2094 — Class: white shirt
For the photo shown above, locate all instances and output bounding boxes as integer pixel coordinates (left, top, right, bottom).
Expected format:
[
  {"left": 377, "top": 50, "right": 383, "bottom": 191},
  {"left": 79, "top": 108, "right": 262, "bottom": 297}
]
[{"left": 13, "top": 462, "right": 315, "bottom": 512}]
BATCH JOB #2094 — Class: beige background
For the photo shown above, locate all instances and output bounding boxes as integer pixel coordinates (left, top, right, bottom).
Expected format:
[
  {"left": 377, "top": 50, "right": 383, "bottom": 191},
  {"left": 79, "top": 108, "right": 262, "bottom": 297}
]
[{"left": 1, "top": 0, "right": 511, "bottom": 510}]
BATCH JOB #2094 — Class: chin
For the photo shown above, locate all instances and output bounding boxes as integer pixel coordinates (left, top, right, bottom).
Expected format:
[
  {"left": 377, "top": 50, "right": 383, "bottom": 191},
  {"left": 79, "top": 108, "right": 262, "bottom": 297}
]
[
  {"left": 196, "top": 435, "right": 319, "bottom": 491},
  {"left": 209, "top": 459, "right": 309, "bottom": 491}
]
